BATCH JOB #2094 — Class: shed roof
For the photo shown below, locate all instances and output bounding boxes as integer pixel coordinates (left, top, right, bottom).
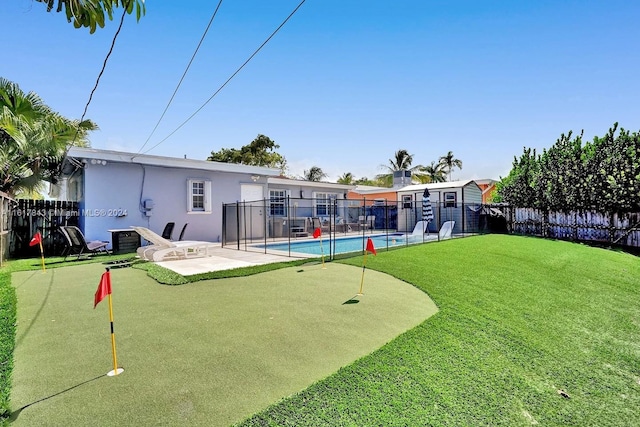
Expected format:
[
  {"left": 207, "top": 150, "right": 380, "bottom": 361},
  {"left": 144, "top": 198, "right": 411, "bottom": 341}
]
[{"left": 398, "top": 180, "right": 477, "bottom": 192}]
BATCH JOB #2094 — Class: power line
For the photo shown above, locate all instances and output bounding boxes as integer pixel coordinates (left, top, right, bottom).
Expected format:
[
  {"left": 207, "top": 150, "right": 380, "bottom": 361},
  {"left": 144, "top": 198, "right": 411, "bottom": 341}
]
[
  {"left": 61, "top": 4, "right": 128, "bottom": 176},
  {"left": 77, "top": 5, "right": 128, "bottom": 141},
  {"left": 140, "top": 0, "right": 306, "bottom": 155},
  {"left": 136, "top": 0, "right": 225, "bottom": 154}
]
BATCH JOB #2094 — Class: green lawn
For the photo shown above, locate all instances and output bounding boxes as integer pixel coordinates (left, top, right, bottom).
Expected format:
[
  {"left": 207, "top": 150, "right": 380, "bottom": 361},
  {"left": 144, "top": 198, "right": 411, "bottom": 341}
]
[
  {"left": 238, "top": 235, "right": 640, "bottom": 426},
  {"left": 7, "top": 261, "right": 435, "bottom": 426},
  {"left": 3, "top": 234, "right": 640, "bottom": 426}
]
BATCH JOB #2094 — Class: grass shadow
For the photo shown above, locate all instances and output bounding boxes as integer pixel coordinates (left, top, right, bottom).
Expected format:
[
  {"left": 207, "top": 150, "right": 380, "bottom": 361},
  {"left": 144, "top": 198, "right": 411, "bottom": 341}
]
[
  {"left": 342, "top": 295, "right": 360, "bottom": 305},
  {"left": 15, "top": 270, "right": 55, "bottom": 347},
  {"left": 8, "top": 373, "right": 105, "bottom": 422}
]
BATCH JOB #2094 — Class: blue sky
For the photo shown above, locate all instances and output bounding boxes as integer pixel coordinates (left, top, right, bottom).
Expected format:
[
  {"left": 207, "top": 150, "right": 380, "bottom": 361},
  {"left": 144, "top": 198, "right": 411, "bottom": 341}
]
[{"left": 3, "top": 0, "right": 639, "bottom": 182}]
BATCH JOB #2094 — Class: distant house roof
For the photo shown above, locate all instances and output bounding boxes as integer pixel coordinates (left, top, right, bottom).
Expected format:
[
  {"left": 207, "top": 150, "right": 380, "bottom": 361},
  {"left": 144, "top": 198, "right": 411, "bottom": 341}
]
[
  {"left": 65, "top": 147, "right": 281, "bottom": 176},
  {"left": 350, "top": 184, "right": 395, "bottom": 194},
  {"left": 474, "top": 178, "right": 498, "bottom": 186}
]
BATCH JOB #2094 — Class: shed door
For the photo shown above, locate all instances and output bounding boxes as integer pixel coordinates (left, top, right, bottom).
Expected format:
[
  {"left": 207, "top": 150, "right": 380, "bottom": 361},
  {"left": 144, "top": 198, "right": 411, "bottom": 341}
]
[{"left": 240, "top": 184, "right": 264, "bottom": 240}]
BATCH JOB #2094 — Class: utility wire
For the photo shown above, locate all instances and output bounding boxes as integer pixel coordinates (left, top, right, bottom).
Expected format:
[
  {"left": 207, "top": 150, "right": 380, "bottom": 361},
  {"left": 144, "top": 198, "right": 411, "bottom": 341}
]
[
  {"left": 76, "top": 5, "right": 128, "bottom": 143},
  {"left": 136, "top": 0, "right": 224, "bottom": 154},
  {"left": 64, "top": 4, "right": 128, "bottom": 152},
  {"left": 140, "top": 0, "right": 306, "bottom": 155},
  {"left": 60, "top": 4, "right": 128, "bottom": 177}
]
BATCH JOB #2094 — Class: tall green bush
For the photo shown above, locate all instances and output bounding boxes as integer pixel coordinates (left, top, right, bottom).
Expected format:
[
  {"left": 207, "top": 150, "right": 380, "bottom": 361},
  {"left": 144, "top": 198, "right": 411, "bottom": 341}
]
[{"left": 496, "top": 123, "right": 640, "bottom": 213}]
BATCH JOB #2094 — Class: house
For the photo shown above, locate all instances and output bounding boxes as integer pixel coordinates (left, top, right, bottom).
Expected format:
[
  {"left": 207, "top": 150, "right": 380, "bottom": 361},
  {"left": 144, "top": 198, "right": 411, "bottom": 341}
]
[
  {"left": 261, "top": 177, "right": 355, "bottom": 238},
  {"left": 57, "top": 147, "right": 356, "bottom": 247},
  {"left": 475, "top": 178, "right": 498, "bottom": 203},
  {"left": 225, "top": 177, "right": 355, "bottom": 241},
  {"left": 349, "top": 180, "right": 484, "bottom": 233},
  {"left": 57, "top": 147, "right": 281, "bottom": 246}
]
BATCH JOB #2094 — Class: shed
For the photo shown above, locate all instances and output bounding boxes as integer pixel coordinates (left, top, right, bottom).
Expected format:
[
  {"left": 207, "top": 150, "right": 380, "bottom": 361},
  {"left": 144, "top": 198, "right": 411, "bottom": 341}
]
[{"left": 396, "top": 180, "right": 483, "bottom": 233}]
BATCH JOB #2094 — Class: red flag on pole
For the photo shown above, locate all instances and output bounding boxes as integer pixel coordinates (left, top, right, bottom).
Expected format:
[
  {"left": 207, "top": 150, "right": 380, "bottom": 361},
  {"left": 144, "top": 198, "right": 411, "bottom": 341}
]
[
  {"left": 29, "top": 231, "right": 42, "bottom": 247},
  {"left": 94, "top": 270, "right": 112, "bottom": 308},
  {"left": 366, "top": 238, "right": 377, "bottom": 255},
  {"left": 313, "top": 228, "right": 321, "bottom": 238},
  {"left": 30, "top": 231, "right": 46, "bottom": 272}
]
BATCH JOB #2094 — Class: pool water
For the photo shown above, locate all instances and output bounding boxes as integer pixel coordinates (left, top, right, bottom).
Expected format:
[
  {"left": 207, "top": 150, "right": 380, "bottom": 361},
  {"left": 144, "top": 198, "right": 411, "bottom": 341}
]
[{"left": 257, "top": 234, "right": 430, "bottom": 256}]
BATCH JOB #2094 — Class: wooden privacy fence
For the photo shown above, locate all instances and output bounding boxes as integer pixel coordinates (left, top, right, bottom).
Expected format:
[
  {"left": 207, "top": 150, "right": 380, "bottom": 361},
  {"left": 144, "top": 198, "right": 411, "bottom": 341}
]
[
  {"left": 0, "top": 191, "right": 15, "bottom": 266},
  {"left": 10, "top": 199, "right": 80, "bottom": 258},
  {"left": 506, "top": 207, "right": 640, "bottom": 248}
]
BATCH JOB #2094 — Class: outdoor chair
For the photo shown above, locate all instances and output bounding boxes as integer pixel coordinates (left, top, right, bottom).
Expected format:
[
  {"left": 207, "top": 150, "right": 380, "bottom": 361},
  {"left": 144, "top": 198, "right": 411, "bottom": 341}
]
[
  {"left": 178, "top": 223, "right": 188, "bottom": 241},
  {"left": 366, "top": 215, "right": 376, "bottom": 230},
  {"left": 311, "top": 217, "right": 329, "bottom": 233},
  {"left": 438, "top": 221, "right": 455, "bottom": 240},
  {"left": 358, "top": 216, "right": 369, "bottom": 230},
  {"left": 131, "top": 226, "right": 217, "bottom": 262},
  {"left": 60, "top": 226, "right": 110, "bottom": 260},
  {"left": 161, "top": 222, "right": 175, "bottom": 240}
]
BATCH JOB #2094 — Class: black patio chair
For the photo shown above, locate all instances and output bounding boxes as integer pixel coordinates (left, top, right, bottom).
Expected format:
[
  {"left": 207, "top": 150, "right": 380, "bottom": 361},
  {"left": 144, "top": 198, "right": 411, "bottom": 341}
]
[
  {"left": 60, "top": 226, "right": 110, "bottom": 260},
  {"left": 161, "top": 222, "right": 175, "bottom": 240},
  {"left": 178, "top": 223, "right": 188, "bottom": 241}
]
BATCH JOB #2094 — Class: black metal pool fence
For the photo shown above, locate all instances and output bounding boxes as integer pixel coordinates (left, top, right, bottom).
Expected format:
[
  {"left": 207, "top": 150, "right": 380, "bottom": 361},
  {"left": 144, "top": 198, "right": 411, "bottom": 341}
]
[{"left": 222, "top": 197, "right": 499, "bottom": 259}]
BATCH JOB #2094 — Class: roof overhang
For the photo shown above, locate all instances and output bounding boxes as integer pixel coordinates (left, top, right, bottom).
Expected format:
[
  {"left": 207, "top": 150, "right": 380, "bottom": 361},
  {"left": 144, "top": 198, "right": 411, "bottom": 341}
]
[
  {"left": 267, "top": 177, "right": 355, "bottom": 191},
  {"left": 66, "top": 147, "right": 281, "bottom": 176}
]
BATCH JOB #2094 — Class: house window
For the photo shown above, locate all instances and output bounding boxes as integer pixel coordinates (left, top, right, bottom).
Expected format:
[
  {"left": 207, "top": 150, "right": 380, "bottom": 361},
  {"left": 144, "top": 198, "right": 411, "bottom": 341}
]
[
  {"left": 444, "top": 191, "right": 457, "bottom": 208},
  {"left": 402, "top": 195, "right": 412, "bottom": 209},
  {"left": 187, "top": 179, "right": 212, "bottom": 213},
  {"left": 314, "top": 192, "right": 337, "bottom": 216},
  {"left": 269, "top": 189, "right": 287, "bottom": 216}
]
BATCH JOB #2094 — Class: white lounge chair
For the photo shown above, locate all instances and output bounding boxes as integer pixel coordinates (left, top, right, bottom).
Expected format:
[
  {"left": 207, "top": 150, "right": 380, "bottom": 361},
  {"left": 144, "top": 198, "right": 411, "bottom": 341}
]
[
  {"left": 410, "top": 220, "right": 430, "bottom": 236},
  {"left": 131, "top": 226, "right": 217, "bottom": 262},
  {"left": 438, "top": 221, "right": 455, "bottom": 240}
]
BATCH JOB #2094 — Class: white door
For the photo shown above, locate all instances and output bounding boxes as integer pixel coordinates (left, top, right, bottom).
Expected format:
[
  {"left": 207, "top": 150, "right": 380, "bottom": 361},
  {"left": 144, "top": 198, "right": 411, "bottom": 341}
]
[{"left": 240, "top": 184, "right": 265, "bottom": 240}]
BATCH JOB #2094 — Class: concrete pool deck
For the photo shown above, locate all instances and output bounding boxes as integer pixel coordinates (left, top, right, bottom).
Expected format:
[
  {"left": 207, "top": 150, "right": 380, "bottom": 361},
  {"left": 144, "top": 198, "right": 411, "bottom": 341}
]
[
  {"left": 154, "top": 231, "right": 446, "bottom": 276},
  {"left": 155, "top": 244, "right": 316, "bottom": 275}
]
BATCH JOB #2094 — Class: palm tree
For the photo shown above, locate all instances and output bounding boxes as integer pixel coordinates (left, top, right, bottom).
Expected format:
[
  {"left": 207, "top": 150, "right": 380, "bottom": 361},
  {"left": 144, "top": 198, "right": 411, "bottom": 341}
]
[
  {"left": 337, "top": 172, "right": 354, "bottom": 184},
  {"left": 438, "top": 151, "right": 463, "bottom": 182},
  {"left": 376, "top": 149, "right": 424, "bottom": 186},
  {"left": 387, "top": 149, "right": 414, "bottom": 171},
  {"left": 302, "top": 166, "right": 327, "bottom": 182},
  {"left": 0, "top": 78, "right": 97, "bottom": 196},
  {"left": 419, "top": 161, "right": 447, "bottom": 183}
]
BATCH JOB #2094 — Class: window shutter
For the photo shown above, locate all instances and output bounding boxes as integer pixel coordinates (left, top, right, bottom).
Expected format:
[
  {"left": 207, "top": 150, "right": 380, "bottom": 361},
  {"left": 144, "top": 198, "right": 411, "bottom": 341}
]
[
  {"left": 204, "top": 180, "right": 212, "bottom": 213},
  {"left": 187, "top": 180, "right": 193, "bottom": 212}
]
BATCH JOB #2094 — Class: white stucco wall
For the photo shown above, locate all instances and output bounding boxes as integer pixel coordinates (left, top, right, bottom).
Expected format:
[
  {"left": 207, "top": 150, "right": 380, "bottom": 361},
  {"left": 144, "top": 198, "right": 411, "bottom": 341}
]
[{"left": 80, "top": 161, "right": 264, "bottom": 245}]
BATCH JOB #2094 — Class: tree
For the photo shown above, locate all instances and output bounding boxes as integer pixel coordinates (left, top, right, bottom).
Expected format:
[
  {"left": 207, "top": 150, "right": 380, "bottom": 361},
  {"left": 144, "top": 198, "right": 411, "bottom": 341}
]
[
  {"left": 376, "top": 149, "right": 424, "bottom": 186},
  {"left": 583, "top": 123, "right": 640, "bottom": 212},
  {"left": 536, "top": 131, "right": 586, "bottom": 211},
  {"left": 337, "top": 172, "right": 354, "bottom": 184},
  {"left": 35, "top": 0, "right": 145, "bottom": 33},
  {"left": 303, "top": 166, "right": 327, "bottom": 182},
  {"left": 438, "top": 151, "right": 463, "bottom": 182},
  {"left": 419, "top": 161, "right": 446, "bottom": 183},
  {"left": 207, "top": 134, "right": 287, "bottom": 174},
  {"left": 495, "top": 148, "right": 539, "bottom": 208},
  {"left": 0, "top": 78, "right": 97, "bottom": 196},
  {"left": 354, "top": 177, "right": 379, "bottom": 186},
  {"left": 495, "top": 123, "right": 640, "bottom": 213}
]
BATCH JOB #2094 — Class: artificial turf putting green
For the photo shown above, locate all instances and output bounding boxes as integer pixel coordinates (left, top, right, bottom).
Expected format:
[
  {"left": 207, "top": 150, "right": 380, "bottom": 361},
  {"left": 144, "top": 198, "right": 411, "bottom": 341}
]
[{"left": 9, "top": 262, "right": 437, "bottom": 426}]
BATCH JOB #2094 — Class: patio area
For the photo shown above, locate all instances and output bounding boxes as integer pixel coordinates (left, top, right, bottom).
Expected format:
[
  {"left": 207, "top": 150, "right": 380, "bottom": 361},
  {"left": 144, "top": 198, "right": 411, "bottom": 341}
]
[{"left": 154, "top": 243, "right": 315, "bottom": 275}]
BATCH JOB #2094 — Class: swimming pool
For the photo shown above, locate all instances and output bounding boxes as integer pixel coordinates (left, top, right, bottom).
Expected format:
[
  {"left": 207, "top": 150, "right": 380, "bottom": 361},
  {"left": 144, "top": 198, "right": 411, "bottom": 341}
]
[{"left": 256, "top": 234, "right": 435, "bottom": 256}]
